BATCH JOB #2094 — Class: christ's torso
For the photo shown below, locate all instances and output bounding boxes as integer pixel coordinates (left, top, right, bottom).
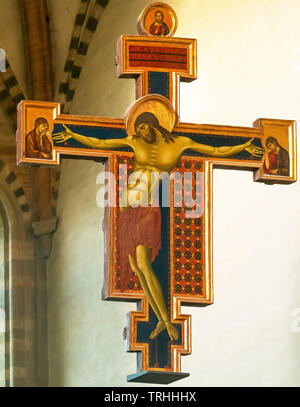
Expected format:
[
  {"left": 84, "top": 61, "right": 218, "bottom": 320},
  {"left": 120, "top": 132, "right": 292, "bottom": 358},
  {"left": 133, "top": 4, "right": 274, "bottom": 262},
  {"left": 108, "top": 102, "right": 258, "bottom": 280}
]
[
  {"left": 122, "top": 135, "right": 187, "bottom": 208},
  {"left": 132, "top": 136, "right": 186, "bottom": 172}
]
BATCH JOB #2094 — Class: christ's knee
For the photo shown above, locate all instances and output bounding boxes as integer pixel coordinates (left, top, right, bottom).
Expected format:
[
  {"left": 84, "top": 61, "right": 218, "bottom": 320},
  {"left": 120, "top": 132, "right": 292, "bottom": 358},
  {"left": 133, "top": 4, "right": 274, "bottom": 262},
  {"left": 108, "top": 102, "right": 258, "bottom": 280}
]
[
  {"left": 136, "top": 256, "right": 144, "bottom": 271},
  {"left": 136, "top": 255, "right": 148, "bottom": 273},
  {"left": 136, "top": 245, "right": 152, "bottom": 275},
  {"left": 137, "top": 263, "right": 154, "bottom": 284}
]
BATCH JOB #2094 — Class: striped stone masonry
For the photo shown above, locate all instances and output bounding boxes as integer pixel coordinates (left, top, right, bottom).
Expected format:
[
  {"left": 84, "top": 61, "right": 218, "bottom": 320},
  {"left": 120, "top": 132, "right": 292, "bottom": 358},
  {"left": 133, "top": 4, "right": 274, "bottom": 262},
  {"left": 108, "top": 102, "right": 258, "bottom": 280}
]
[
  {"left": 0, "top": 58, "right": 25, "bottom": 129},
  {"left": 58, "top": 0, "right": 109, "bottom": 113},
  {"left": 0, "top": 161, "right": 31, "bottom": 222}
]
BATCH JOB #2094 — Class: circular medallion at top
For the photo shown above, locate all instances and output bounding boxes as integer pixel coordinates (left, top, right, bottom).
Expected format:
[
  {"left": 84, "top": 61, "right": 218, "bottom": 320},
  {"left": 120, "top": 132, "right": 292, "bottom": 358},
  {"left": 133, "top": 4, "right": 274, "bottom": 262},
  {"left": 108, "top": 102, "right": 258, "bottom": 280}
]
[{"left": 137, "top": 2, "right": 178, "bottom": 38}]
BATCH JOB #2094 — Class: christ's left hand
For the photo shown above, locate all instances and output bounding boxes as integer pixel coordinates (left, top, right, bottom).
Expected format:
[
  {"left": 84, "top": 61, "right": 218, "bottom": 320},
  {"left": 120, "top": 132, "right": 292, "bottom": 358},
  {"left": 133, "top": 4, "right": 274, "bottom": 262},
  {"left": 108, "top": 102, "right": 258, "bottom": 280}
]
[{"left": 245, "top": 142, "right": 265, "bottom": 158}]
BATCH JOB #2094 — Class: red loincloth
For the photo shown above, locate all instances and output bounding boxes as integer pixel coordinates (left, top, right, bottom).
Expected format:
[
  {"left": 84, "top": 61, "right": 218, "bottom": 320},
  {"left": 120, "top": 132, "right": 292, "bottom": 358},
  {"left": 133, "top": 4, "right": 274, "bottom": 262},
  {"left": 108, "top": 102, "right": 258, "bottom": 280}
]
[{"left": 117, "top": 206, "right": 161, "bottom": 292}]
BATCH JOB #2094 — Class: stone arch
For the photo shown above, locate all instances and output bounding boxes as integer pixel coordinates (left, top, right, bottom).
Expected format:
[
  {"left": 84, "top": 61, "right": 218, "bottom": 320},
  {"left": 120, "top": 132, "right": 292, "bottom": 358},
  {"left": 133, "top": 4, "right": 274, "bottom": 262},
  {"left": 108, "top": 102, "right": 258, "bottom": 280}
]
[
  {"left": 0, "top": 178, "right": 35, "bottom": 386},
  {"left": 0, "top": 161, "right": 31, "bottom": 223}
]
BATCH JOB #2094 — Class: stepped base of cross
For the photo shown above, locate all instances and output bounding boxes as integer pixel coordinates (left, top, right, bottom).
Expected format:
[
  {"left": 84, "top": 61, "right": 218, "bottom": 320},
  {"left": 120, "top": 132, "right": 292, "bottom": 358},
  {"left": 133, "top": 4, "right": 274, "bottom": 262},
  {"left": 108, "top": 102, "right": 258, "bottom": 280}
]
[{"left": 127, "top": 370, "right": 190, "bottom": 384}]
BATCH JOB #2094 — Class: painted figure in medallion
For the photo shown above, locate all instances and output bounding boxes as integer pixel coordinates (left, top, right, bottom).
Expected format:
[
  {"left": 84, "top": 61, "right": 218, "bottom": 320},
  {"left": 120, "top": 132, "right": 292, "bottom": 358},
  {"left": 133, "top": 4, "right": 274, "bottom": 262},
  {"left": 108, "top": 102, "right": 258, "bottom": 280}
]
[{"left": 149, "top": 10, "right": 169, "bottom": 36}]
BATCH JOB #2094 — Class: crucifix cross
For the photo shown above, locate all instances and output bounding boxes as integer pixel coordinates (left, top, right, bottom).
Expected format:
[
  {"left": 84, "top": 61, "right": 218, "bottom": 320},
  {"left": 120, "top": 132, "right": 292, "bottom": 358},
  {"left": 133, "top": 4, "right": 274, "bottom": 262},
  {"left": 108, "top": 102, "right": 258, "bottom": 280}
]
[{"left": 16, "top": 2, "right": 296, "bottom": 385}]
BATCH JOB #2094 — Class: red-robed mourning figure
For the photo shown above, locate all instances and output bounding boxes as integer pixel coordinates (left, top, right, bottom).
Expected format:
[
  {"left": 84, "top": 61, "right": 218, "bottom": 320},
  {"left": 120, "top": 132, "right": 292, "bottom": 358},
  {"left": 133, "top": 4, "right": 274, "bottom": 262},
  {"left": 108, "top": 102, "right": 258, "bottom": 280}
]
[
  {"left": 149, "top": 10, "right": 169, "bottom": 36},
  {"left": 25, "top": 117, "right": 53, "bottom": 159}
]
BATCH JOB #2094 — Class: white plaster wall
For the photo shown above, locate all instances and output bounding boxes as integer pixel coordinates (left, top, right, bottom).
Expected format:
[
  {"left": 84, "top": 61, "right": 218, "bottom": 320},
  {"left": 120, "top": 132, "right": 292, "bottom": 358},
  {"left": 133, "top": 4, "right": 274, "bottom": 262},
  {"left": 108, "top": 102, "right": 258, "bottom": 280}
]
[
  {"left": 0, "top": 0, "right": 28, "bottom": 97},
  {"left": 47, "top": 0, "right": 300, "bottom": 386}
]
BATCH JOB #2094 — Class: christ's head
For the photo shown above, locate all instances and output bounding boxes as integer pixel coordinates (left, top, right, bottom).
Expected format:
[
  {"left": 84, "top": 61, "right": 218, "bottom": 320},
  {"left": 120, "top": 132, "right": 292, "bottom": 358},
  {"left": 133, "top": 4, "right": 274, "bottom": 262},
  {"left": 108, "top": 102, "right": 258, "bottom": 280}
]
[
  {"left": 134, "top": 112, "right": 176, "bottom": 144},
  {"left": 135, "top": 122, "right": 156, "bottom": 144}
]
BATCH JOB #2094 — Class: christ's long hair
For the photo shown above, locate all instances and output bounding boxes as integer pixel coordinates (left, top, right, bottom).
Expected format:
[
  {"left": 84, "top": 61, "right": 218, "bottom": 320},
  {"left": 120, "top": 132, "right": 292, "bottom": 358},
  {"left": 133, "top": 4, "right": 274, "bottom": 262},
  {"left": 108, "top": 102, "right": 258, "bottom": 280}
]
[{"left": 133, "top": 112, "right": 177, "bottom": 143}]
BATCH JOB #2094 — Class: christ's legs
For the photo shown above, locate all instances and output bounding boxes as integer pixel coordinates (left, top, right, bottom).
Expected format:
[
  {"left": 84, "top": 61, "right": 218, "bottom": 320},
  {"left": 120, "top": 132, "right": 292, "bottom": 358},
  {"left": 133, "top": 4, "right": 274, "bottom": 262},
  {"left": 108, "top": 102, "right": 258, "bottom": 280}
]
[
  {"left": 136, "top": 245, "right": 168, "bottom": 340},
  {"left": 128, "top": 254, "right": 163, "bottom": 324},
  {"left": 129, "top": 244, "right": 179, "bottom": 341}
]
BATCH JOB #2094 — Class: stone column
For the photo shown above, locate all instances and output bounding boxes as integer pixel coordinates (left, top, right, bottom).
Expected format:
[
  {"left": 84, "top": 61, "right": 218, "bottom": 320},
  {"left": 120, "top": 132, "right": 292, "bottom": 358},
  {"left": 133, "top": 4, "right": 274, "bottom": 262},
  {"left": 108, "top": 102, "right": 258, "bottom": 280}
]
[{"left": 32, "top": 217, "right": 57, "bottom": 386}]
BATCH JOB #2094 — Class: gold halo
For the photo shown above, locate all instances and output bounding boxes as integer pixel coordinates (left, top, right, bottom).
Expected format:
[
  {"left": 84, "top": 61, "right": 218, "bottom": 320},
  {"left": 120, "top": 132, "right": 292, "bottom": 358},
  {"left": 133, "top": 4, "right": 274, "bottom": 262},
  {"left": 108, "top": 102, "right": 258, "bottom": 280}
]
[{"left": 124, "top": 94, "right": 177, "bottom": 137}]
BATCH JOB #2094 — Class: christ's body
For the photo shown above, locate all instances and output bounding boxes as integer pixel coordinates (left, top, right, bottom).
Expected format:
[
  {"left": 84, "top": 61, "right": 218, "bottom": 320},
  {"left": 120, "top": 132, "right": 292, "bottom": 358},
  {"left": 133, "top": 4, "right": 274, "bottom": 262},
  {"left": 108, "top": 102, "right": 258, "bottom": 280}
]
[{"left": 54, "top": 113, "right": 263, "bottom": 341}]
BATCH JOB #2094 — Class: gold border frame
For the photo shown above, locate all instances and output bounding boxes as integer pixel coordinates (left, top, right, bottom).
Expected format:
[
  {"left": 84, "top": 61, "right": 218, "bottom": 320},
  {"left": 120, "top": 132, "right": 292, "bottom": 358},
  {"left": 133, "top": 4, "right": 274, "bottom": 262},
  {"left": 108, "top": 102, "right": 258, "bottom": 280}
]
[
  {"left": 17, "top": 99, "right": 297, "bottom": 374},
  {"left": 116, "top": 35, "right": 197, "bottom": 117}
]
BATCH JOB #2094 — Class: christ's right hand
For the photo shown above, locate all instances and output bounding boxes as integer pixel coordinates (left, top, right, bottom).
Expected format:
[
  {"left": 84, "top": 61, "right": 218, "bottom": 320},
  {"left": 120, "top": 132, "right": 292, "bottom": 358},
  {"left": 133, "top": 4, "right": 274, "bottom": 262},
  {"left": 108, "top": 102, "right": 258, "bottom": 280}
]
[{"left": 52, "top": 124, "right": 74, "bottom": 143}]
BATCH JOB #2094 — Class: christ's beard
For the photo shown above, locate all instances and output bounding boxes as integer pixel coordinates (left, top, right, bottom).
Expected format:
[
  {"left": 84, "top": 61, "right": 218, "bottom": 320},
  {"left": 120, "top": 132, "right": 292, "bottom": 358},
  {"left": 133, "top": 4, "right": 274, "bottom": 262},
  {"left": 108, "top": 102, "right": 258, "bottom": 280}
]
[{"left": 142, "top": 129, "right": 156, "bottom": 144}]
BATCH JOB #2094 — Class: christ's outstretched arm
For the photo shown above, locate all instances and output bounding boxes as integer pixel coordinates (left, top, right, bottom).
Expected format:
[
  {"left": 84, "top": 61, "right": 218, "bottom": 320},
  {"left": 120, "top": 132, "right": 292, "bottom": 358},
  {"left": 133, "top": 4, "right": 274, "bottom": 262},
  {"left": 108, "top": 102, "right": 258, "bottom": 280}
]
[
  {"left": 183, "top": 137, "right": 264, "bottom": 158},
  {"left": 53, "top": 124, "right": 132, "bottom": 149}
]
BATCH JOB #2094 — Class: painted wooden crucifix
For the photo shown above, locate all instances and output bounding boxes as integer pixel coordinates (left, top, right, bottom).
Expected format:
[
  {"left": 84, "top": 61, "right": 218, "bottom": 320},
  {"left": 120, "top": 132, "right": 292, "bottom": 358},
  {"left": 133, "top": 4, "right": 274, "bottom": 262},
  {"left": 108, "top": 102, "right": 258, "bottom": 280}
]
[{"left": 16, "top": 2, "right": 296, "bottom": 385}]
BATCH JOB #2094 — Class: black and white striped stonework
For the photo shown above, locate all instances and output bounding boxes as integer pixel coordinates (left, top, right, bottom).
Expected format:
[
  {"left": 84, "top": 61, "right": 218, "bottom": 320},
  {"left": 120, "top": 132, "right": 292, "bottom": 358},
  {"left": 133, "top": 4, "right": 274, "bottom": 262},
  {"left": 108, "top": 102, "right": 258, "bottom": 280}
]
[
  {"left": 0, "top": 161, "right": 31, "bottom": 222},
  {"left": 58, "top": 0, "right": 109, "bottom": 113},
  {"left": 58, "top": 0, "right": 91, "bottom": 109},
  {"left": 0, "top": 58, "right": 25, "bottom": 129}
]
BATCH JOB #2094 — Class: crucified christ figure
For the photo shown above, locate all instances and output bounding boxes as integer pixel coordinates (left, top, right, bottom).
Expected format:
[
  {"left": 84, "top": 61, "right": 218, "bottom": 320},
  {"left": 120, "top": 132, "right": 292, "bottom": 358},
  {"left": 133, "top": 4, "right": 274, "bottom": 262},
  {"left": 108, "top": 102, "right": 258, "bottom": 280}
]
[{"left": 53, "top": 110, "right": 263, "bottom": 341}]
